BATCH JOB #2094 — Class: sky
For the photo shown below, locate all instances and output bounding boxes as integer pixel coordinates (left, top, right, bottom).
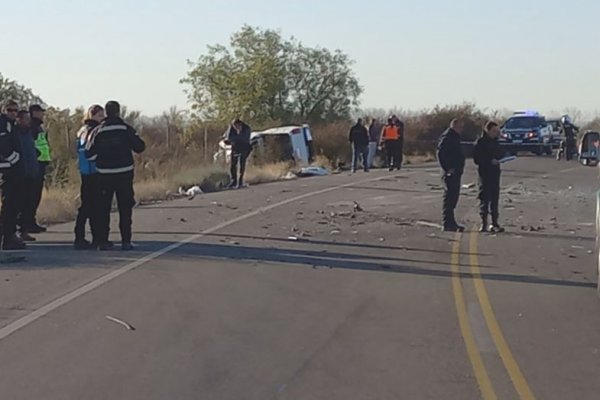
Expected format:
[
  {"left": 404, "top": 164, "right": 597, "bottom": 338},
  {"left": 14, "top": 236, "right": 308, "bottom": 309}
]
[{"left": 2, "top": 0, "right": 599, "bottom": 117}]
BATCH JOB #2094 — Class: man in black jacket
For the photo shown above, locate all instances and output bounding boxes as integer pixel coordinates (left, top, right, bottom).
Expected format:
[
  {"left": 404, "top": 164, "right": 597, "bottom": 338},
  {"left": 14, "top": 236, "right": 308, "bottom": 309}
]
[
  {"left": 28, "top": 104, "right": 50, "bottom": 233},
  {"left": 349, "top": 118, "right": 369, "bottom": 173},
  {"left": 473, "top": 121, "right": 505, "bottom": 233},
  {"left": 86, "top": 101, "right": 145, "bottom": 251},
  {"left": 14, "top": 111, "right": 40, "bottom": 242},
  {"left": 224, "top": 119, "right": 252, "bottom": 189},
  {"left": 0, "top": 101, "right": 26, "bottom": 250},
  {"left": 437, "top": 119, "right": 466, "bottom": 232}
]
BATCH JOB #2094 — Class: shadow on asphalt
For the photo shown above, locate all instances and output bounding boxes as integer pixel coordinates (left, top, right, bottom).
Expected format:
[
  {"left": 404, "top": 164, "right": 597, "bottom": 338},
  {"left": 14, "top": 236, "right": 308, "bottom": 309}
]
[{"left": 4, "top": 239, "right": 595, "bottom": 290}]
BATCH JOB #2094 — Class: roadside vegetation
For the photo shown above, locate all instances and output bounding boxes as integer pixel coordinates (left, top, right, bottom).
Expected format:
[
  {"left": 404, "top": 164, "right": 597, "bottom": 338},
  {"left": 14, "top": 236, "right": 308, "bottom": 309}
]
[{"left": 1, "top": 25, "right": 596, "bottom": 225}]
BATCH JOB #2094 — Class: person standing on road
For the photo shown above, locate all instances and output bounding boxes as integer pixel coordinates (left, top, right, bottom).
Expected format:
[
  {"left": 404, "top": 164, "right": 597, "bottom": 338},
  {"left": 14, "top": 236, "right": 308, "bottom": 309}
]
[
  {"left": 381, "top": 118, "right": 400, "bottom": 171},
  {"left": 473, "top": 121, "right": 505, "bottom": 233},
  {"left": 392, "top": 115, "right": 405, "bottom": 169},
  {"left": 14, "top": 110, "right": 40, "bottom": 243},
  {"left": 224, "top": 118, "right": 252, "bottom": 189},
  {"left": 349, "top": 118, "right": 370, "bottom": 173},
  {"left": 29, "top": 104, "right": 50, "bottom": 234},
  {"left": 0, "top": 101, "right": 26, "bottom": 250},
  {"left": 367, "top": 118, "right": 380, "bottom": 168},
  {"left": 559, "top": 115, "right": 579, "bottom": 161},
  {"left": 86, "top": 101, "right": 145, "bottom": 251},
  {"left": 74, "top": 105, "right": 105, "bottom": 250},
  {"left": 437, "top": 118, "right": 466, "bottom": 232}
]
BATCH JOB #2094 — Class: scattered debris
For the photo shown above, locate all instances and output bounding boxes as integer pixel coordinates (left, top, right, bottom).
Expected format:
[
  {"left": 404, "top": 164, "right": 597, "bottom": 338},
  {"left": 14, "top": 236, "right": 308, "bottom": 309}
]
[
  {"left": 180, "top": 218, "right": 187, "bottom": 223},
  {"left": 462, "top": 182, "right": 476, "bottom": 189},
  {"left": 353, "top": 201, "right": 364, "bottom": 212},
  {"left": 571, "top": 245, "right": 585, "bottom": 250},
  {"left": 416, "top": 220, "right": 443, "bottom": 229},
  {"left": 379, "top": 237, "right": 386, "bottom": 242},
  {"left": 297, "top": 166, "right": 329, "bottom": 177},
  {"left": 105, "top": 315, "right": 136, "bottom": 331},
  {"left": 178, "top": 185, "right": 203, "bottom": 200},
  {"left": 521, "top": 226, "right": 545, "bottom": 232},
  {"left": 427, "top": 233, "right": 437, "bottom": 238},
  {"left": 330, "top": 230, "right": 341, "bottom": 235},
  {"left": 283, "top": 172, "right": 297, "bottom": 180},
  {"left": 588, "top": 250, "right": 594, "bottom": 255}
]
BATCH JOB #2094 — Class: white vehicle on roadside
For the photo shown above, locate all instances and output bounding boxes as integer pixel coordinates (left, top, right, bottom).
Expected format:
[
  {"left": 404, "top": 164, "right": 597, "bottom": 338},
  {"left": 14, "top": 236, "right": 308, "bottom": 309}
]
[{"left": 214, "top": 124, "right": 314, "bottom": 165}]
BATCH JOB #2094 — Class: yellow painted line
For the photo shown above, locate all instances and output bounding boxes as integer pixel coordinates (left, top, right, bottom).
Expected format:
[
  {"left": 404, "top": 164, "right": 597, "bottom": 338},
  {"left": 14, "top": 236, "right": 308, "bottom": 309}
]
[
  {"left": 450, "top": 233, "right": 498, "bottom": 400},
  {"left": 469, "top": 232, "right": 537, "bottom": 400}
]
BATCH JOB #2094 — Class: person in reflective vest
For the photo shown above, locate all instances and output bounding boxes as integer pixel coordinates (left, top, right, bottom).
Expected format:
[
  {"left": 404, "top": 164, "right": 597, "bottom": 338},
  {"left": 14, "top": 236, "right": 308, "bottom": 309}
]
[
  {"left": 29, "top": 104, "right": 50, "bottom": 233},
  {"left": 380, "top": 118, "right": 400, "bottom": 171}
]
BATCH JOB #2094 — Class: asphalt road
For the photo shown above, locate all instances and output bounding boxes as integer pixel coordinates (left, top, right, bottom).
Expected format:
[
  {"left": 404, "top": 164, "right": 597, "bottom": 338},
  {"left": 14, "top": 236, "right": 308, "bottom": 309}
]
[{"left": 0, "top": 156, "right": 598, "bottom": 400}]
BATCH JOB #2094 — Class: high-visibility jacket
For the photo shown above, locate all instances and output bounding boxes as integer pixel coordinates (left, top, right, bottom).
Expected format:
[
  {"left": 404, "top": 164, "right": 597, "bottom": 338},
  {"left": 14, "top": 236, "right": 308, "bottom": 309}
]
[
  {"left": 382, "top": 125, "right": 400, "bottom": 141},
  {"left": 31, "top": 118, "right": 51, "bottom": 162}
]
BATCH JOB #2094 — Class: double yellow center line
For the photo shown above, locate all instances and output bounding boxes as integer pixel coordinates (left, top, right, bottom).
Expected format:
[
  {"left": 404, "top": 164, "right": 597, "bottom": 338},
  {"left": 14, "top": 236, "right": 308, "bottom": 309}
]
[{"left": 451, "top": 232, "right": 537, "bottom": 400}]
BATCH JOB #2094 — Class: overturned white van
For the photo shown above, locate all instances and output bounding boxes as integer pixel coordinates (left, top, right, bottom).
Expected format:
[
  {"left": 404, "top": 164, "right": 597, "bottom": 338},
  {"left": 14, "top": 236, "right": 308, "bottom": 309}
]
[{"left": 215, "top": 125, "right": 314, "bottom": 165}]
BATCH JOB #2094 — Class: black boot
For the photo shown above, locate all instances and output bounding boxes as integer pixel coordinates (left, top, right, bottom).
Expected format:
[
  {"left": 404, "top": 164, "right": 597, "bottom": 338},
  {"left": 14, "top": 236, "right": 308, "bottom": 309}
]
[
  {"left": 491, "top": 217, "right": 505, "bottom": 233},
  {"left": 479, "top": 215, "right": 488, "bottom": 232}
]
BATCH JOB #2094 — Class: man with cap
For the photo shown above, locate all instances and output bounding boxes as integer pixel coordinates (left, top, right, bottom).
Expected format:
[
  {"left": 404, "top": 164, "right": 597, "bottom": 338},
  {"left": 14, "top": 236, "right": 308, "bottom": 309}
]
[
  {"left": 28, "top": 104, "right": 50, "bottom": 233},
  {"left": 0, "top": 101, "right": 27, "bottom": 250},
  {"left": 86, "top": 101, "right": 145, "bottom": 251}
]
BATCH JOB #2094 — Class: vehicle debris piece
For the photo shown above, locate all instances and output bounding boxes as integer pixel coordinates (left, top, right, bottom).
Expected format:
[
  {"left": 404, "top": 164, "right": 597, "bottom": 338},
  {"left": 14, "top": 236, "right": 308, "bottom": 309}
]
[{"left": 105, "top": 315, "right": 136, "bottom": 331}]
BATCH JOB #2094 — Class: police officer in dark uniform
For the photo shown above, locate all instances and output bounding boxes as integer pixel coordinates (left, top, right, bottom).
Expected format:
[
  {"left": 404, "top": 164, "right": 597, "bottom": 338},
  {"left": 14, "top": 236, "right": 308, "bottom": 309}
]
[
  {"left": 86, "top": 101, "right": 145, "bottom": 251},
  {"left": 224, "top": 118, "right": 252, "bottom": 189},
  {"left": 437, "top": 118, "right": 466, "bottom": 232},
  {"left": 558, "top": 115, "right": 579, "bottom": 161},
  {"left": 473, "top": 121, "right": 505, "bottom": 233},
  {"left": 0, "top": 101, "right": 26, "bottom": 250}
]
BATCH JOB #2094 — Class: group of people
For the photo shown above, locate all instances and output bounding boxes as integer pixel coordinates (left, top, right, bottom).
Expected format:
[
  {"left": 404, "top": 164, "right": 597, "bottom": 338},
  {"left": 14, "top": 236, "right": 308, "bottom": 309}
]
[
  {"left": 437, "top": 118, "right": 505, "bottom": 233},
  {"left": 0, "top": 100, "right": 145, "bottom": 251},
  {"left": 0, "top": 102, "right": 51, "bottom": 250},
  {"left": 348, "top": 115, "right": 405, "bottom": 173}
]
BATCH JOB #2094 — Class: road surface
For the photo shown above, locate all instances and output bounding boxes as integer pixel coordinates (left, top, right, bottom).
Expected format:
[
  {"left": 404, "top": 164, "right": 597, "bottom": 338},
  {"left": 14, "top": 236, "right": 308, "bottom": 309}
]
[{"left": 0, "top": 157, "right": 598, "bottom": 400}]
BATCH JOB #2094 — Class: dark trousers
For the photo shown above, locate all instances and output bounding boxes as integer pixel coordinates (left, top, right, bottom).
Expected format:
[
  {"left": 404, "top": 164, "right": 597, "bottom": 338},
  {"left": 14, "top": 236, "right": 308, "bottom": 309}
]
[
  {"left": 98, "top": 172, "right": 135, "bottom": 244},
  {"left": 396, "top": 138, "right": 404, "bottom": 169},
  {"left": 384, "top": 140, "right": 400, "bottom": 169},
  {"left": 230, "top": 148, "right": 250, "bottom": 185},
  {"left": 74, "top": 174, "right": 100, "bottom": 243},
  {"left": 478, "top": 172, "right": 501, "bottom": 223},
  {"left": 16, "top": 178, "right": 38, "bottom": 233},
  {"left": 0, "top": 177, "right": 21, "bottom": 239},
  {"left": 442, "top": 173, "right": 462, "bottom": 227},
  {"left": 352, "top": 144, "right": 369, "bottom": 172},
  {"left": 31, "top": 162, "right": 47, "bottom": 225}
]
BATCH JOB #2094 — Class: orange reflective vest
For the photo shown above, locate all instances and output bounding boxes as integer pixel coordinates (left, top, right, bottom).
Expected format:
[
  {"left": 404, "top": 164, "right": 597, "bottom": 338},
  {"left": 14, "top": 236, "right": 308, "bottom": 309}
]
[{"left": 382, "top": 125, "right": 400, "bottom": 141}]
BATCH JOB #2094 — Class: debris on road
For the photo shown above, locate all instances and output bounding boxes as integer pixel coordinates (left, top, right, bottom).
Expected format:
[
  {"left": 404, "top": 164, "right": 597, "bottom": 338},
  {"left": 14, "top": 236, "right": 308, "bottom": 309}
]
[
  {"left": 416, "top": 220, "right": 443, "bottom": 229},
  {"left": 462, "top": 182, "right": 476, "bottom": 189},
  {"left": 180, "top": 218, "right": 187, "bottom": 223},
  {"left": 330, "top": 230, "right": 341, "bottom": 236},
  {"left": 353, "top": 201, "right": 364, "bottom": 212},
  {"left": 297, "top": 166, "right": 329, "bottom": 178},
  {"left": 105, "top": 315, "right": 136, "bottom": 331}
]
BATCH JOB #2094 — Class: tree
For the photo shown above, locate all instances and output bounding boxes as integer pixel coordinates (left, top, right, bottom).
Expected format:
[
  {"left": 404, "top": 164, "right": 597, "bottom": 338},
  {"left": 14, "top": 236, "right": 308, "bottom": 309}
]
[
  {"left": 182, "top": 25, "right": 362, "bottom": 125},
  {"left": 285, "top": 44, "right": 362, "bottom": 123},
  {"left": 0, "top": 73, "right": 44, "bottom": 107}
]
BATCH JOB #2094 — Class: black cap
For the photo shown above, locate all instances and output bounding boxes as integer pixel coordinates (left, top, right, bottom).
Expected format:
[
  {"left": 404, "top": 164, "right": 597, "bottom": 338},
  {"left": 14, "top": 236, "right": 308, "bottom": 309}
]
[{"left": 29, "top": 104, "right": 46, "bottom": 113}]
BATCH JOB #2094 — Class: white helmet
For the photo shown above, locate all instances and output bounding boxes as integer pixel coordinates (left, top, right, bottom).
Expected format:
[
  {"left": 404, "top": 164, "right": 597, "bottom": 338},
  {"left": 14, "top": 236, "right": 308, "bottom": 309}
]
[{"left": 561, "top": 115, "right": 572, "bottom": 125}]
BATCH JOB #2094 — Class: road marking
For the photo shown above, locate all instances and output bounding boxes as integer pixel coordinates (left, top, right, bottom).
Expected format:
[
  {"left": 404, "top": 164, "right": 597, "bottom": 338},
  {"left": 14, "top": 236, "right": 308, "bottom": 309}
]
[
  {"left": 469, "top": 232, "right": 537, "bottom": 400},
  {"left": 450, "top": 233, "right": 498, "bottom": 400},
  {"left": 0, "top": 173, "right": 399, "bottom": 342}
]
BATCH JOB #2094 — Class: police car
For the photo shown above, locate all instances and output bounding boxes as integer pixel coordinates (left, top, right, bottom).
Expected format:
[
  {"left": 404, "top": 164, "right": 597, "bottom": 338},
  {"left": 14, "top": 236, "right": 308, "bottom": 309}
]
[{"left": 499, "top": 111, "right": 555, "bottom": 155}]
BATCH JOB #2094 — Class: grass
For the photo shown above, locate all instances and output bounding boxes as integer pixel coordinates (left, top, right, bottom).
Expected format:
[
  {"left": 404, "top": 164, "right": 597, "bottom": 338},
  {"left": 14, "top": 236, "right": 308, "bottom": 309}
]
[{"left": 37, "top": 153, "right": 434, "bottom": 226}]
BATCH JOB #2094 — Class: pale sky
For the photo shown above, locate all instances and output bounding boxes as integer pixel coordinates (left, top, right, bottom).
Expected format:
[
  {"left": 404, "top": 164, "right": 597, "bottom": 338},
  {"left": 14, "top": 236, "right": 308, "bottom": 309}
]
[{"left": 2, "top": 0, "right": 598, "bottom": 117}]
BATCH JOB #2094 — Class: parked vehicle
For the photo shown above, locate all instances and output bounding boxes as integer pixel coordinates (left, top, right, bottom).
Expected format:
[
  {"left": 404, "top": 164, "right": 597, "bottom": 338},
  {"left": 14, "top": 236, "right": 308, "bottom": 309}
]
[
  {"left": 578, "top": 131, "right": 600, "bottom": 166},
  {"left": 499, "top": 111, "right": 554, "bottom": 155},
  {"left": 215, "top": 125, "right": 314, "bottom": 165}
]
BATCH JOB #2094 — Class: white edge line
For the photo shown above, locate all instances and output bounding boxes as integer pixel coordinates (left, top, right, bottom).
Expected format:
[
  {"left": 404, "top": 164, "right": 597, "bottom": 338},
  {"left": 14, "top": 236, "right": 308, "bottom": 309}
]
[{"left": 0, "top": 173, "right": 399, "bottom": 341}]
